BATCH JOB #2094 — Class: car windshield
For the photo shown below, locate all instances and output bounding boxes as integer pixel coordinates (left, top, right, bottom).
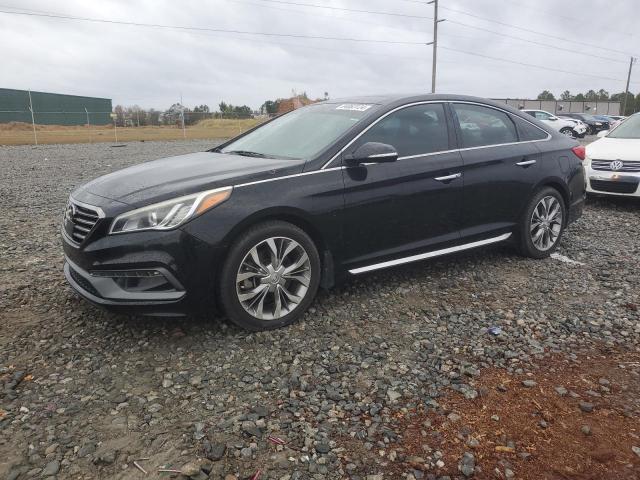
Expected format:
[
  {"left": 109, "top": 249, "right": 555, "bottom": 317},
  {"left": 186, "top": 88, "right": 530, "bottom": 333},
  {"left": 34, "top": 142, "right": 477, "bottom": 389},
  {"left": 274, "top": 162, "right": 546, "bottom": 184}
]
[
  {"left": 220, "top": 102, "right": 376, "bottom": 160},
  {"left": 607, "top": 114, "right": 640, "bottom": 139},
  {"left": 580, "top": 114, "right": 596, "bottom": 121}
]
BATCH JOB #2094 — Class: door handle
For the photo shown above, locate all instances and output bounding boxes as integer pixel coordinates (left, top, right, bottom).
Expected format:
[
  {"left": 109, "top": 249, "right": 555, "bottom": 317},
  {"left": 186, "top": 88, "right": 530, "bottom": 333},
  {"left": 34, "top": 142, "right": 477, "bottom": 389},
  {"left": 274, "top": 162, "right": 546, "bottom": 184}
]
[
  {"left": 434, "top": 173, "right": 462, "bottom": 182},
  {"left": 516, "top": 159, "right": 537, "bottom": 167}
]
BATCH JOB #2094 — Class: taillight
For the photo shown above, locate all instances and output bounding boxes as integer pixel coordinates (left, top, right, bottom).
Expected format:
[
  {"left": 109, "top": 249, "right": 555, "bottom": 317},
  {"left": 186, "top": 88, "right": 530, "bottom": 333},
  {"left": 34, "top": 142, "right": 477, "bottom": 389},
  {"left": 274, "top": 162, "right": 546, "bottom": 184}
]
[{"left": 571, "top": 145, "right": 586, "bottom": 161}]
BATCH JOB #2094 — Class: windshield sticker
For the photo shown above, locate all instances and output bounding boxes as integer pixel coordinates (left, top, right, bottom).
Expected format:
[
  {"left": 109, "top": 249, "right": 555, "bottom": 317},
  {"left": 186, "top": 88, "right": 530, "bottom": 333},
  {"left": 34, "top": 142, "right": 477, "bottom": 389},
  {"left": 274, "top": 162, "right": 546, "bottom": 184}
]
[{"left": 336, "top": 104, "right": 372, "bottom": 112}]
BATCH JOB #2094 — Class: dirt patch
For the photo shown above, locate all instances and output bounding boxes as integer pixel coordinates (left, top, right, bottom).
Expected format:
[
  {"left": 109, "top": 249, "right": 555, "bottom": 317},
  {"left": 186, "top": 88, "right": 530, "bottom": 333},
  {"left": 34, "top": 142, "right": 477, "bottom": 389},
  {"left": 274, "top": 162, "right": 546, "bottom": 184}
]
[{"left": 351, "top": 347, "right": 640, "bottom": 479}]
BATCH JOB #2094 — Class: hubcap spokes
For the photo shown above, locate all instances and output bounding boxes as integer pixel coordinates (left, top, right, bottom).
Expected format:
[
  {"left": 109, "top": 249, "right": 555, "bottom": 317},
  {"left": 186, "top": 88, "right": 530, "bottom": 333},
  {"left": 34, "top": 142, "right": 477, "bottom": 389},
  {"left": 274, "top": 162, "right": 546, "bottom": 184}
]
[
  {"left": 530, "top": 196, "right": 563, "bottom": 251},
  {"left": 236, "top": 237, "right": 311, "bottom": 321}
]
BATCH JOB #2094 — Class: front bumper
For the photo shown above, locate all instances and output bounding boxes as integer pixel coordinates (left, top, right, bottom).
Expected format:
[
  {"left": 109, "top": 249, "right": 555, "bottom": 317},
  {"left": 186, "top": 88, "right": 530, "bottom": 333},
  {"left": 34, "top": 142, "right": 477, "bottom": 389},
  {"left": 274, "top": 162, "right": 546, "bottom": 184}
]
[
  {"left": 62, "top": 222, "right": 224, "bottom": 315},
  {"left": 64, "top": 257, "right": 186, "bottom": 305},
  {"left": 585, "top": 167, "right": 640, "bottom": 197}
]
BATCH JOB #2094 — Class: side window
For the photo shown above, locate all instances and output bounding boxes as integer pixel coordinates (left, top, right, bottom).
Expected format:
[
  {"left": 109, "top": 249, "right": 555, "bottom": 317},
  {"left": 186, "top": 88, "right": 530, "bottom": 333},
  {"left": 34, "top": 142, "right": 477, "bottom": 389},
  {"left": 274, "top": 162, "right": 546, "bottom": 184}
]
[
  {"left": 524, "top": 111, "right": 536, "bottom": 118},
  {"left": 352, "top": 103, "right": 449, "bottom": 157},
  {"left": 512, "top": 115, "right": 549, "bottom": 141},
  {"left": 534, "top": 111, "right": 552, "bottom": 120},
  {"left": 452, "top": 103, "right": 518, "bottom": 148}
]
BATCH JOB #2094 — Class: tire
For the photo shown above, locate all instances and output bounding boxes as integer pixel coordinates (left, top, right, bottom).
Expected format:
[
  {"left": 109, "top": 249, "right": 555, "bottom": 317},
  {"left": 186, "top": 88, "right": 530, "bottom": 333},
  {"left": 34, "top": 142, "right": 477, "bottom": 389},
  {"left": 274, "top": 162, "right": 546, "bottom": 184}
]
[
  {"left": 517, "top": 187, "right": 566, "bottom": 259},
  {"left": 219, "top": 221, "right": 321, "bottom": 331},
  {"left": 559, "top": 127, "right": 575, "bottom": 138}
]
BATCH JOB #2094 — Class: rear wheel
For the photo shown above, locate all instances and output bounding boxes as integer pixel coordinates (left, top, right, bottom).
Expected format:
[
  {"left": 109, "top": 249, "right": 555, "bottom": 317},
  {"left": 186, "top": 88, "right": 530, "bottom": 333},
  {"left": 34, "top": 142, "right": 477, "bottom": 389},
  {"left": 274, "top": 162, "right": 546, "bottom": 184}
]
[
  {"left": 517, "top": 187, "right": 566, "bottom": 258},
  {"left": 219, "top": 221, "right": 321, "bottom": 331}
]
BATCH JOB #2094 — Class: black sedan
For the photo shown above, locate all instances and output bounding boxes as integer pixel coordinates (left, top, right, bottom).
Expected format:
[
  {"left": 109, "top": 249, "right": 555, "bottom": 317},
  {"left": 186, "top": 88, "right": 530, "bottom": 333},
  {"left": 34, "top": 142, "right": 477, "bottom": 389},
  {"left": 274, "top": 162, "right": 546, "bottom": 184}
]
[
  {"left": 559, "top": 112, "right": 610, "bottom": 135},
  {"left": 62, "top": 94, "right": 586, "bottom": 331}
]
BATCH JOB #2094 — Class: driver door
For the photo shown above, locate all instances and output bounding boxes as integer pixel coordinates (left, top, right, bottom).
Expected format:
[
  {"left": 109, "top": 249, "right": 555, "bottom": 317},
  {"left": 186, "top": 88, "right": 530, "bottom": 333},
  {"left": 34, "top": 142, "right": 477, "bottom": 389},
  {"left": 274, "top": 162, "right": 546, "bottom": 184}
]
[{"left": 339, "top": 102, "right": 464, "bottom": 270}]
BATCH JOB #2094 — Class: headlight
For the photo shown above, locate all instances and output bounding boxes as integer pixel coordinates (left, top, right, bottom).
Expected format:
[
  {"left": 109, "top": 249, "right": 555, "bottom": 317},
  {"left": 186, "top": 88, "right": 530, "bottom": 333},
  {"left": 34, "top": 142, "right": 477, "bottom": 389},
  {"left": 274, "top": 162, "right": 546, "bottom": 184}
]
[
  {"left": 595, "top": 122, "right": 602, "bottom": 125},
  {"left": 109, "top": 186, "right": 232, "bottom": 234}
]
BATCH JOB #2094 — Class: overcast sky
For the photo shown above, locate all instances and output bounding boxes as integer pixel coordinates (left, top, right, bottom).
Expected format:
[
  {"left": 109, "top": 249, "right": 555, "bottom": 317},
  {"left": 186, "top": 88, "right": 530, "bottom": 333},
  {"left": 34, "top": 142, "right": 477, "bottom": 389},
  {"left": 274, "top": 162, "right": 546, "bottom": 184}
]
[{"left": 1, "top": 0, "right": 639, "bottom": 110}]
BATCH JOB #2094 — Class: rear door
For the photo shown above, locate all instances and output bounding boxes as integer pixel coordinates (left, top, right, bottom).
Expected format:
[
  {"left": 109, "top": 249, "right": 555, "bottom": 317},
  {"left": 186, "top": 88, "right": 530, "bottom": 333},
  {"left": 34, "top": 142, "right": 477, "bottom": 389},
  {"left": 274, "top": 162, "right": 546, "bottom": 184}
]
[
  {"left": 451, "top": 102, "right": 544, "bottom": 241},
  {"left": 340, "top": 102, "right": 463, "bottom": 270}
]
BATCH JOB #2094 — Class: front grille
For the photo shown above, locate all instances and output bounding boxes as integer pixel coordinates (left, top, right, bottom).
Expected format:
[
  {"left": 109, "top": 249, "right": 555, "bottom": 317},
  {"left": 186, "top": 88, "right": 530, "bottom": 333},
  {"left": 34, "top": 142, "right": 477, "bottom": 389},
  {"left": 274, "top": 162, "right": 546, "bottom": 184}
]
[
  {"left": 591, "top": 159, "right": 640, "bottom": 172},
  {"left": 69, "top": 266, "right": 100, "bottom": 297},
  {"left": 63, "top": 200, "right": 102, "bottom": 244},
  {"left": 590, "top": 179, "right": 639, "bottom": 194}
]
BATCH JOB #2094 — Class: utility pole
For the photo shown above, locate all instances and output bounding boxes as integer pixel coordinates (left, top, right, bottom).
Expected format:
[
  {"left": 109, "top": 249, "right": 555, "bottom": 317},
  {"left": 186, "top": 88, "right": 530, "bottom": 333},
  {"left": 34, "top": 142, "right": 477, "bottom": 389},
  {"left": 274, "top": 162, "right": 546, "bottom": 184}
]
[
  {"left": 427, "top": 0, "right": 444, "bottom": 94},
  {"left": 622, "top": 56, "right": 636, "bottom": 115}
]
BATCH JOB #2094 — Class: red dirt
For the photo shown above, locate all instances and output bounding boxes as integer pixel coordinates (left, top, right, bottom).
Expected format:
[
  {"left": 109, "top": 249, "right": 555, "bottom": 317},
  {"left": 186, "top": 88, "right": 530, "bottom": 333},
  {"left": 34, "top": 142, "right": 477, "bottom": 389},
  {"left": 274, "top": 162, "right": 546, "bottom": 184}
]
[{"left": 350, "top": 347, "right": 640, "bottom": 479}]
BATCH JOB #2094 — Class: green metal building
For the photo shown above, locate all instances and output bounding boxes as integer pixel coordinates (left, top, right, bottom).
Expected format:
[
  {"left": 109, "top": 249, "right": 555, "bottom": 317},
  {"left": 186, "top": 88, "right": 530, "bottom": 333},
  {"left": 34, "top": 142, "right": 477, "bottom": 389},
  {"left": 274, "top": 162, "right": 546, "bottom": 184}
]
[{"left": 0, "top": 88, "right": 112, "bottom": 125}]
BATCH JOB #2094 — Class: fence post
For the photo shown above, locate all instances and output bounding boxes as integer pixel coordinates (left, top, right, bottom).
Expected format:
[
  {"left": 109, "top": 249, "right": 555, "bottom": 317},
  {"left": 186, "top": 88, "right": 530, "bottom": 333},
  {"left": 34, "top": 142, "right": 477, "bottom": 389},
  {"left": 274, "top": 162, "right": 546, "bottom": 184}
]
[
  {"left": 113, "top": 116, "right": 118, "bottom": 143},
  {"left": 85, "top": 107, "right": 91, "bottom": 143},
  {"left": 181, "top": 107, "right": 186, "bottom": 139},
  {"left": 28, "top": 89, "right": 38, "bottom": 145}
]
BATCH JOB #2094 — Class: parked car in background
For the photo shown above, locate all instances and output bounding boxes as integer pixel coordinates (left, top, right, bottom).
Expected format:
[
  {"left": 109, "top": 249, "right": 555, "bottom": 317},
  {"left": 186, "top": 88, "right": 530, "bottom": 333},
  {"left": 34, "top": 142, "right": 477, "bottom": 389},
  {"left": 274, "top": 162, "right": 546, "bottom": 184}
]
[
  {"left": 522, "top": 109, "right": 586, "bottom": 138},
  {"left": 585, "top": 113, "right": 640, "bottom": 197},
  {"left": 557, "top": 116, "right": 589, "bottom": 137},
  {"left": 62, "top": 94, "right": 585, "bottom": 331},
  {"left": 604, "top": 115, "right": 626, "bottom": 129},
  {"left": 560, "top": 113, "right": 610, "bottom": 135}
]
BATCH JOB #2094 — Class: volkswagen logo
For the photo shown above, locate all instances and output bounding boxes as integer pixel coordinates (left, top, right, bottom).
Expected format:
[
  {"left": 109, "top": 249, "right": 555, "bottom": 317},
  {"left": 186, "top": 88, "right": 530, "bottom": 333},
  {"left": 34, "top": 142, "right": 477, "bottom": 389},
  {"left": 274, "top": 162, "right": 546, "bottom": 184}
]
[
  {"left": 64, "top": 202, "right": 76, "bottom": 224},
  {"left": 609, "top": 160, "right": 624, "bottom": 171}
]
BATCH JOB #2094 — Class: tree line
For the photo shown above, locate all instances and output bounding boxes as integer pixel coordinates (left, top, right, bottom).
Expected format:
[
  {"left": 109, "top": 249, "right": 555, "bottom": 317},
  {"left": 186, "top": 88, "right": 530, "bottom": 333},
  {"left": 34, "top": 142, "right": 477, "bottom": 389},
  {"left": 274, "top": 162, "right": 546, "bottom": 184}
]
[
  {"left": 111, "top": 101, "right": 254, "bottom": 127},
  {"left": 536, "top": 89, "right": 638, "bottom": 115}
]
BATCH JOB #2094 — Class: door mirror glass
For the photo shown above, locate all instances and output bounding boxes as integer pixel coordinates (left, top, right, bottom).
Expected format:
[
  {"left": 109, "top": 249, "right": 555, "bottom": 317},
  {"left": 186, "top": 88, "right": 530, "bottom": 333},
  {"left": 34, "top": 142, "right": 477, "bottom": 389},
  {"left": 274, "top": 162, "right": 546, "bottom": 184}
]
[{"left": 344, "top": 142, "right": 398, "bottom": 165}]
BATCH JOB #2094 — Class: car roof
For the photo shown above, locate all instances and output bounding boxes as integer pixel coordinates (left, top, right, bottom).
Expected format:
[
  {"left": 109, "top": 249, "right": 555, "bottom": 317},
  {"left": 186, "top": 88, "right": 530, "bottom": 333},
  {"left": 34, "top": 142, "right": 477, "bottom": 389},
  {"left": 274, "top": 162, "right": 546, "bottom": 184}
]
[{"left": 323, "top": 93, "right": 517, "bottom": 109}]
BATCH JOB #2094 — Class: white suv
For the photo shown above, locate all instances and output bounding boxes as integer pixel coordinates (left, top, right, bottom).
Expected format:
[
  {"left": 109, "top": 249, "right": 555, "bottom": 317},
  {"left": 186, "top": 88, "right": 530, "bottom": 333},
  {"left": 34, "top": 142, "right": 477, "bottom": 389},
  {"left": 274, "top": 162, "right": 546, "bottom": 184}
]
[
  {"left": 522, "top": 109, "right": 587, "bottom": 138},
  {"left": 585, "top": 113, "right": 640, "bottom": 198}
]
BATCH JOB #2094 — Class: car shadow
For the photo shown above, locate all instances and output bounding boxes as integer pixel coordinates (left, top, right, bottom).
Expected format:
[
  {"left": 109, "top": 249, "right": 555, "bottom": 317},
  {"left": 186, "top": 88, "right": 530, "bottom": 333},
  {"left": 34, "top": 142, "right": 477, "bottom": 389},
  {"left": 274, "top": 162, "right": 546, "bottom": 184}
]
[{"left": 586, "top": 194, "right": 640, "bottom": 212}]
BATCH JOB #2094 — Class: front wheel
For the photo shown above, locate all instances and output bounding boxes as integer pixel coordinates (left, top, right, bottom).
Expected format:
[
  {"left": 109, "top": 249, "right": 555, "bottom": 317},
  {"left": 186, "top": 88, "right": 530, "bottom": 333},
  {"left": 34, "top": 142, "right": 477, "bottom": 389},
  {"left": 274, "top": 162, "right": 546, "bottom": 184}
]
[
  {"left": 560, "top": 127, "right": 575, "bottom": 138},
  {"left": 517, "top": 187, "right": 566, "bottom": 259},
  {"left": 219, "top": 221, "right": 321, "bottom": 331}
]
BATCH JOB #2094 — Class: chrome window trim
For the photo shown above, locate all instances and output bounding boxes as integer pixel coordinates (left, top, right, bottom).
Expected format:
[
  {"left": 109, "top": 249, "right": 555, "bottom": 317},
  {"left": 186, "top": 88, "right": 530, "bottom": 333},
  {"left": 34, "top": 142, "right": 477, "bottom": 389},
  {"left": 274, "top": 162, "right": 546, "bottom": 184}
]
[
  {"left": 451, "top": 101, "right": 552, "bottom": 147},
  {"left": 348, "top": 232, "right": 512, "bottom": 275},
  {"left": 233, "top": 100, "right": 553, "bottom": 188},
  {"left": 321, "top": 100, "right": 551, "bottom": 170}
]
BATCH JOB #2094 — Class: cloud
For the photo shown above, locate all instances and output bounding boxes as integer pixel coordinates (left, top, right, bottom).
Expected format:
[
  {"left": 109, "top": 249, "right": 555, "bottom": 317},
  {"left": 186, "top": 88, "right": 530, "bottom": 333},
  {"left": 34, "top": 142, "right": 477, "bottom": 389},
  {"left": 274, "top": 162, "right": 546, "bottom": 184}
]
[{"left": 1, "top": 0, "right": 638, "bottom": 110}]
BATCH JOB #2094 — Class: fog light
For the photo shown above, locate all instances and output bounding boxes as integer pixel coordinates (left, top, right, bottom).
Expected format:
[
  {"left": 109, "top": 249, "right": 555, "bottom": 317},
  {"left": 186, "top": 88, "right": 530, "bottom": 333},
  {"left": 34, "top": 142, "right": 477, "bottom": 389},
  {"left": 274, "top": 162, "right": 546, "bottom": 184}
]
[
  {"left": 90, "top": 269, "right": 174, "bottom": 292},
  {"left": 90, "top": 269, "right": 164, "bottom": 278}
]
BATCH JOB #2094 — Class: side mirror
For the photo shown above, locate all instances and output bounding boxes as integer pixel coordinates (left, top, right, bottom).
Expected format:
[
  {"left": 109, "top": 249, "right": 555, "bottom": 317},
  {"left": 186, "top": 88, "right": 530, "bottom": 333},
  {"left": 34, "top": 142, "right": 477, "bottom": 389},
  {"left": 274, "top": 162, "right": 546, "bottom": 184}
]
[
  {"left": 597, "top": 130, "right": 608, "bottom": 138},
  {"left": 548, "top": 116, "right": 558, "bottom": 121},
  {"left": 344, "top": 142, "right": 398, "bottom": 166}
]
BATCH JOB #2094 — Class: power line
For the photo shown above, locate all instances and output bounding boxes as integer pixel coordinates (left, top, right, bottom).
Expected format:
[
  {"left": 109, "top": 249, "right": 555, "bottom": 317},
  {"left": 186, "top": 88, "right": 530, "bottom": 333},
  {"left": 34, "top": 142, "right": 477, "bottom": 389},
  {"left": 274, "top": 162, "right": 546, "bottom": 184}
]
[
  {"left": 249, "top": 0, "right": 431, "bottom": 19},
  {"left": 0, "top": 9, "right": 429, "bottom": 45},
  {"left": 439, "top": 5, "right": 637, "bottom": 57},
  {"left": 440, "top": 46, "right": 639, "bottom": 85},
  {"left": 444, "top": 19, "right": 628, "bottom": 65},
  {"left": 245, "top": 0, "right": 630, "bottom": 65}
]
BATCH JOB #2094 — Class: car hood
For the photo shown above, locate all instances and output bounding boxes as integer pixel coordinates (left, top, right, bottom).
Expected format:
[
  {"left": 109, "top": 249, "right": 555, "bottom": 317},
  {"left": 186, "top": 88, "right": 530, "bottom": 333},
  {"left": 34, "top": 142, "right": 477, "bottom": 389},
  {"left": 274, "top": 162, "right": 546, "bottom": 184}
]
[
  {"left": 586, "top": 137, "right": 640, "bottom": 161},
  {"left": 74, "top": 151, "right": 305, "bottom": 207}
]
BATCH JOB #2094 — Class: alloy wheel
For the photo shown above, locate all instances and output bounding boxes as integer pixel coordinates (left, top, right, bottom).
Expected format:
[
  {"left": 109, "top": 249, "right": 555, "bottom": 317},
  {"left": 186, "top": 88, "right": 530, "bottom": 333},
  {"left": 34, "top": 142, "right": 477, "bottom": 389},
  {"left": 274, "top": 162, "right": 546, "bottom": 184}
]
[
  {"left": 235, "top": 236, "right": 311, "bottom": 321},
  {"left": 530, "top": 195, "right": 563, "bottom": 251}
]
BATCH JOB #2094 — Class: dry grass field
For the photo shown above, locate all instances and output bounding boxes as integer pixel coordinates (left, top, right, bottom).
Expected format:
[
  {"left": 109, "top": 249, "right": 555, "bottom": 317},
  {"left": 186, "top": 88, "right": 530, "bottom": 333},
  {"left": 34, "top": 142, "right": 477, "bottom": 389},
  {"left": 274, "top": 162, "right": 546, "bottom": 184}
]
[{"left": 0, "top": 118, "right": 264, "bottom": 146}]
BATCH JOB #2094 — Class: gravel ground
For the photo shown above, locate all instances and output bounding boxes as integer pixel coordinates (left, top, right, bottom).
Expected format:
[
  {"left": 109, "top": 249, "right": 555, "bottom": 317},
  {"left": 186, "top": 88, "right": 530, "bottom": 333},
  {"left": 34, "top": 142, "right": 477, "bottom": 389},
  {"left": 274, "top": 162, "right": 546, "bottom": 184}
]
[{"left": 1, "top": 138, "right": 639, "bottom": 480}]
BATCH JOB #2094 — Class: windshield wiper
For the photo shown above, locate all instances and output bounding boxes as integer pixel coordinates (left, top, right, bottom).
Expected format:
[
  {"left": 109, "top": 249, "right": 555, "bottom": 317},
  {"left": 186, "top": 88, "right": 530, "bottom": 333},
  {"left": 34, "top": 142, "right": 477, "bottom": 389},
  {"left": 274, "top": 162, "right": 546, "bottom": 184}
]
[{"left": 225, "top": 150, "right": 274, "bottom": 158}]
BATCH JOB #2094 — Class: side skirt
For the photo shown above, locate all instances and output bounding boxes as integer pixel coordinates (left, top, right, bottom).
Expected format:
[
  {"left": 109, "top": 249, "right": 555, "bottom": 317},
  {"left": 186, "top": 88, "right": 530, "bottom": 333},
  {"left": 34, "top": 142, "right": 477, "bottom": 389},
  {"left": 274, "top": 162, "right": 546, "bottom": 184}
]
[{"left": 348, "top": 232, "right": 512, "bottom": 275}]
